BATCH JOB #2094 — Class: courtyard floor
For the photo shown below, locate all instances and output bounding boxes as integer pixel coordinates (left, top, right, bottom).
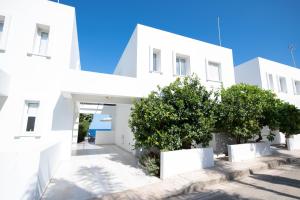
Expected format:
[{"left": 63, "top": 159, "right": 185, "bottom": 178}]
[{"left": 41, "top": 142, "right": 160, "bottom": 200}]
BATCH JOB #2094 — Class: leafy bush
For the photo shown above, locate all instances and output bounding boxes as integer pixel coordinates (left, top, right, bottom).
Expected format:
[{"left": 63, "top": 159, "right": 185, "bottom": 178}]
[
  {"left": 277, "top": 102, "right": 300, "bottom": 139},
  {"left": 78, "top": 113, "right": 93, "bottom": 143},
  {"left": 139, "top": 152, "right": 160, "bottom": 176},
  {"left": 216, "top": 84, "right": 280, "bottom": 144},
  {"left": 129, "top": 75, "right": 218, "bottom": 151}
]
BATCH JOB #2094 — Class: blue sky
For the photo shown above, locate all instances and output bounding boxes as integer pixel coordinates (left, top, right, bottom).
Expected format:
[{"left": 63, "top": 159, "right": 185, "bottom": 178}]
[{"left": 55, "top": 0, "right": 299, "bottom": 73}]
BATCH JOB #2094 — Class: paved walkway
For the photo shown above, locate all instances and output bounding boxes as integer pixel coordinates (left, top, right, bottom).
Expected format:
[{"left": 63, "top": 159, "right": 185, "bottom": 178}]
[
  {"left": 100, "top": 147, "right": 300, "bottom": 200},
  {"left": 42, "top": 143, "right": 300, "bottom": 200},
  {"left": 168, "top": 161, "right": 300, "bottom": 200},
  {"left": 42, "top": 143, "right": 160, "bottom": 200}
]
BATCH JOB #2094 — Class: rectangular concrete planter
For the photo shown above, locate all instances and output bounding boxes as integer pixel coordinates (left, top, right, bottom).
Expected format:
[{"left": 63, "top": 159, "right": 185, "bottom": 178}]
[
  {"left": 95, "top": 131, "right": 115, "bottom": 145},
  {"left": 287, "top": 134, "right": 300, "bottom": 151},
  {"left": 228, "top": 142, "right": 271, "bottom": 162},
  {"left": 160, "top": 147, "right": 214, "bottom": 179}
]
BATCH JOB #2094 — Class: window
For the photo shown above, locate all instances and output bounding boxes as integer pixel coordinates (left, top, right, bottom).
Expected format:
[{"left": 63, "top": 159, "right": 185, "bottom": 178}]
[
  {"left": 33, "top": 25, "right": 49, "bottom": 55},
  {"left": 176, "top": 56, "right": 189, "bottom": 76},
  {"left": 279, "top": 77, "right": 288, "bottom": 93},
  {"left": 24, "top": 102, "right": 39, "bottom": 133},
  {"left": 152, "top": 49, "right": 161, "bottom": 72},
  {"left": 294, "top": 80, "right": 300, "bottom": 95},
  {"left": 206, "top": 61, "right": 222, "bottom": 82},
  {"left": 267, "top": 73, "right": 274, "bottom": 91},
  {"left": 0, "top": 16, "right": 4, "bottom": 42}
]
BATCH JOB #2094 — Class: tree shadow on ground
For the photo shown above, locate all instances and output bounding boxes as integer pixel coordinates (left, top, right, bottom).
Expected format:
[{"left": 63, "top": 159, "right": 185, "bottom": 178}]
[
  {"left": 235, "top": 179, "right": 300, "bottom": 200},
  {"left": 165, "top": 189, "right": 261, "bottom": 200},
  {"left": 249, "top": 169, "right": 300, "bottom": 189},
  {"left": 42, "top": 179, "right": 95, "bottom": 200}
]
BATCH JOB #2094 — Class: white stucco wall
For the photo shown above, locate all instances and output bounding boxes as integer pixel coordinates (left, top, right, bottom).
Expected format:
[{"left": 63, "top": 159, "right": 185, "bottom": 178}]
[
  {"left": 0, "top": 68, "right": 10, "bottom": 96},
  {"left": 114, "top": 27, "right": 137, "bottom": 77},
  {"left": 234, "top": 58, "right": 262, "bottom": 87},
  {"left": 0, "top": 135, "right": 70, "bottom": 200},
  {"left": 135, "top": 24, "right": 235, "bottom": 91},
  {"left": 0, "top": 1, "right": 78, "bottom": 197},
  {"left": 258, "top": 57, "right": 300, "bottom": 108},
  {"left": 113, "top": 24, "right": 236, "bottom": 94},
  {"left": 114, "top": 104, "right": 135, "bottom": 154},
  {"left": 228, "top": 142, "right": 272, "bottom": 162},
  {"left": 0, "top": 0, "right": 78, "bottom": 142},
  {"left": 160, "top": 148, "right": 214, "bottom": 179}
]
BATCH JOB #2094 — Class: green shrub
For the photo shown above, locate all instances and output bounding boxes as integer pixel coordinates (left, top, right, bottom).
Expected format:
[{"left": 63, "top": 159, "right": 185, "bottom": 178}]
[
  {"left": 139, "top": 152, "right": 160, "bottom": 176},
  {"left": 78, "top": 113, "right": 93, "bottom": 143},
  {"left": 277, "top": 102, "right": 300, "bottom": 139},
  {"left": 216, "top": 84, "right": 280, "bottom": 144},
  {"left": 129, "top": 75, "right": 218, "bottom": 151}
]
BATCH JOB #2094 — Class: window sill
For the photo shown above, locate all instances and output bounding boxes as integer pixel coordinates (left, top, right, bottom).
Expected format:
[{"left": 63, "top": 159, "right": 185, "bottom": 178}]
[
  {"left": 14, "top": 134, "right": 42, "bottom": 139},
  {"left": 27, "top": 52, "right": 51, "bottom": 59},
  {"left": 173, "top": 74, "right": 189, "bottom": 77},
  {"left": 207, "top": 79, "right": 223, "bottom": 83},
  {"left": 150, "top": 71, "right": 163, "bottom": 75},
  {"left": 279, "top": 91, "right": 288, "bottom": 94}
]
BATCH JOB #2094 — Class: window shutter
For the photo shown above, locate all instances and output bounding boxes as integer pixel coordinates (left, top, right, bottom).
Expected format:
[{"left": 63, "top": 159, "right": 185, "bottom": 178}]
[
  {"left": 172, "top": 51, "right": 176, "bottom": 76},
  {"left": 266, "top": 73, "right": 269, "bottom": 89},
  {"left": 149, "top": 46, "right": 153, "bottom": 72},
  {"left": 292, "top": 79, "right": 296, "bottom": 94},
  {"left": 276, "top": 75, "right": 281, "bottom": 92}
]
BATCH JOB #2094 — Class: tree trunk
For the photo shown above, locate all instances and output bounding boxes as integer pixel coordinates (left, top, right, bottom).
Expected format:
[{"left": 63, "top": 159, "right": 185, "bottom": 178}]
[
  {"left": 256, "top": 133, "right": 262, "bottom": 142},
  {"left": 236, "top": 137, "right": 241, "bottom": 144},
  {"left": 182, "top": 141, "right": 192, "bottom": 149},
  {"left": 285, "top": 134, "right": 289, "bottom": 148}
]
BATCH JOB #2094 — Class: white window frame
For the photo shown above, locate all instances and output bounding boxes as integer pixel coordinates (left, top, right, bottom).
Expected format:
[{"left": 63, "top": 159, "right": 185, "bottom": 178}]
[
  {"left": 149, "top": 47, "right": 161, "bottom": 73},
  {"left": 23, "top": 101, "right": 40, "bottom": 134},
  {"left": 0, "top": 14, "right": 11, "bottom": 52},
  {"left": 174, "top": 53, "right": 190, "bottom": 77},
  {"left": 28, "top": 24, "right": 50, "bottom": 58},
  {"left": 0, "top": 17, "right": 4, "bottom": 43},
  {"left": 293, "top": 80, "right": 300, "bottom": 95},
  {"left": 206, "top": 60, "right": 222, "bottom": 83},
  {"left": 266, "top": 73, "right": 275, "bottom": 91},
  {"left": 278, "top": 76, "right": 288, "bottom": 93}
]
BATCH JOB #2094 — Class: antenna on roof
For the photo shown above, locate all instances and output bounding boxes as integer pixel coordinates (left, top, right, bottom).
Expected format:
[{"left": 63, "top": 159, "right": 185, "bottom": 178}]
[
  {"left": 288, "top": 44, "right": 297, "bottom": 67},
  {"left": 217, "top": 16, "right": 222, "bottom": 46}
]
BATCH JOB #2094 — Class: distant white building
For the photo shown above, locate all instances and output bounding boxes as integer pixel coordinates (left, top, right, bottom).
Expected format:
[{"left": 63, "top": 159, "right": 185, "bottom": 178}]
[{"left": 235, "top": 57, "right": 300, "bottom": 108}]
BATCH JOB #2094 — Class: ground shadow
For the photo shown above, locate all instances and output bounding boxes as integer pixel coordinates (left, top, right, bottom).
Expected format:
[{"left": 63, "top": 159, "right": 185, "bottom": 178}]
[
  {"left": 72, "top": 144, "right": 139, "bottom": 168},
  {"left": 235, "top": 179, "right": 300, "bottom": 200},
  {"left": 165, "top": 189, "right": 261, "bottom": 200},
  {"left": 250, "top": 171, "right": 300, "bottom": 189},
  {"left": 42, "top": 179, "right": 95, "bottom": 200}
]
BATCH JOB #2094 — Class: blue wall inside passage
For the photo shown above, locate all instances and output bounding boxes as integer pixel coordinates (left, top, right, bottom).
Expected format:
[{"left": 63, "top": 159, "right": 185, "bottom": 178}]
[{"left": 88, "top": 114, "right": 112, "bottom": 137}]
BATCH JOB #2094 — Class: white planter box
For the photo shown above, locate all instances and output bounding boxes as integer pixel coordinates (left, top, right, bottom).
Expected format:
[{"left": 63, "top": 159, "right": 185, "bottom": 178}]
[
  {"left": 287, "top": 134, "right": 300, "bottom": 151},
  {"left": 228, "top": 142, "right": 271, "bottom": 162},
  {"left": 160, "top": 148, "right": 214, "bottom": 179},
  {"left": 95, "top": 131, "right": 115, "bottom": 145}
]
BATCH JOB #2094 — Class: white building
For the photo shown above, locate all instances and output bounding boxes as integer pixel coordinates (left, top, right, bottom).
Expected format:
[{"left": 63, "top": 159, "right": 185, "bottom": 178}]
[
  {"left": 0, "top": 0, "right": 236, "bottom": 199},
  {"left": 235, "top": 57, "right": 300, "bottom": 108}
]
